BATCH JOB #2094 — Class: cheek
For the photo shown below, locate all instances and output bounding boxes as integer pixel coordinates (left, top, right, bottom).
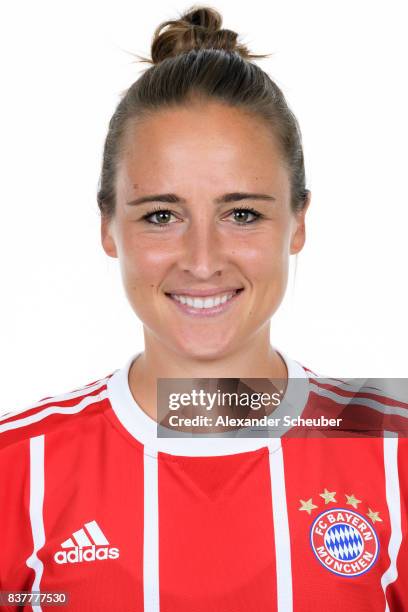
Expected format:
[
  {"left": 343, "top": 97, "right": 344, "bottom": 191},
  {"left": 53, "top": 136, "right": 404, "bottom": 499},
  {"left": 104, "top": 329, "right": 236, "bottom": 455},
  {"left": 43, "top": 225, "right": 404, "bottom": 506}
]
[
  {"left": 119, "top": 232, "right": 174, "bottom": 284},
  {"left": 236, "top": 233, "right": 289, "bottom": 281}
]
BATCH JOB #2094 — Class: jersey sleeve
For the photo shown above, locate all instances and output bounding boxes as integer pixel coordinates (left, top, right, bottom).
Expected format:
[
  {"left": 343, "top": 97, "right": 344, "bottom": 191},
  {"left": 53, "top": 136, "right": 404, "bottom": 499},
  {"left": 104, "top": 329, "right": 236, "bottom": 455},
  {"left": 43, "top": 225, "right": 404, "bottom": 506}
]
[
  {"left": 0, "top": 433, "right": 37, "bottom": 604},
  {"left": 384, "top": 435, "right": 408, "bottom": 609}
]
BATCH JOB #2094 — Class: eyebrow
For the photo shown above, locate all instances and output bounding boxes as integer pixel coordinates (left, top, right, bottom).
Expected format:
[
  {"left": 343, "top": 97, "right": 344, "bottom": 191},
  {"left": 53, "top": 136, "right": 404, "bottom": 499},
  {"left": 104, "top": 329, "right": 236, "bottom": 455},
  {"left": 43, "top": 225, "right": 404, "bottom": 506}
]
[{"left": 125, "top": 192, "right": 277, "bottom": 207}]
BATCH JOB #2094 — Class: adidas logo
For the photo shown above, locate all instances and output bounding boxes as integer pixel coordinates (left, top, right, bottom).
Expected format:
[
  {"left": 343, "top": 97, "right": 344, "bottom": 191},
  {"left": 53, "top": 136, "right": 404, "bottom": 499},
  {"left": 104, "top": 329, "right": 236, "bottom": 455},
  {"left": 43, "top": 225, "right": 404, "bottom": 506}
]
[{"left": 53, "top": 520, "right": 120, "bottom": 564}]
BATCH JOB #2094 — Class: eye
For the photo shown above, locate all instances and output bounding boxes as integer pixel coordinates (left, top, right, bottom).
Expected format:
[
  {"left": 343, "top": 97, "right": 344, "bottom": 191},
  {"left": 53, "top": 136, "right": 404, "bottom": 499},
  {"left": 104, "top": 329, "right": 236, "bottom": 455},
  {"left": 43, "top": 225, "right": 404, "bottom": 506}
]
[
  {"left": 141, "top": 207, "right": 178, "bottom": 226},
  {"left": 228, "top": 207, "right": 262, "bottom": 224},
  {"left": 140, "top": 205, "right": 263, "bottom": 227}
]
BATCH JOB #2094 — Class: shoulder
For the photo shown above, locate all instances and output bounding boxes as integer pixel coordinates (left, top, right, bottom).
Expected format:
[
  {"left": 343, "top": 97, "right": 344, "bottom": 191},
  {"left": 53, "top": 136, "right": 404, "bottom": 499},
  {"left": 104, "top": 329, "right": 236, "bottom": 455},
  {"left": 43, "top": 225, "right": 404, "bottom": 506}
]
[
  {"left": 0, "top": 370, "right": 116, "bottom": 453},
  {"left": 303, "top": 371, "right": 408, "bottom": 435}
]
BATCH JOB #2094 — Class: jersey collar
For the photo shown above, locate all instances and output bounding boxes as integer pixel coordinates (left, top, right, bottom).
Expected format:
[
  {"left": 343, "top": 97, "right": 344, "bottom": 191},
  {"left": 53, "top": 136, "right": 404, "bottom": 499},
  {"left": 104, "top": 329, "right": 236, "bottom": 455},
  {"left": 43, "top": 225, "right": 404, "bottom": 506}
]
[{"left": 106, "top": 346, "right": 311, "bottom": 457}]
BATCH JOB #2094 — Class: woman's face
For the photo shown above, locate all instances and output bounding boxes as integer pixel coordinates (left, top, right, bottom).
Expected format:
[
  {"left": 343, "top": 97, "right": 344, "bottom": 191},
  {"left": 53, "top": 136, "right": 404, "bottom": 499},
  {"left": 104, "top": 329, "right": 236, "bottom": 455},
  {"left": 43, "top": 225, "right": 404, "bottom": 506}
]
[{"left": 102, "top": 100, "right": 309, "bottom": 358}]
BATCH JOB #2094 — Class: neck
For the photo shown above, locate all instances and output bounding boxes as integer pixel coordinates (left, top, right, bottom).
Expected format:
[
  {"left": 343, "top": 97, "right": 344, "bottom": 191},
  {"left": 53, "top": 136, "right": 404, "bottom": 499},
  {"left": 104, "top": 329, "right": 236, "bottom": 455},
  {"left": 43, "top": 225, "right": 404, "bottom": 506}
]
[{"left": 128, "top": 327, "right": 288, "bottom": 423}]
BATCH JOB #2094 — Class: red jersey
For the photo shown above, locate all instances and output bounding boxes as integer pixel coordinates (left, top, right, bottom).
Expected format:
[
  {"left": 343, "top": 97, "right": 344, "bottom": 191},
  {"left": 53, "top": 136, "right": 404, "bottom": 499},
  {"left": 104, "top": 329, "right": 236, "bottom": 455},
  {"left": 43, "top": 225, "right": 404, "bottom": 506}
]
[{"left": 0, "top": 350, "right": 407, "bottom": 611}]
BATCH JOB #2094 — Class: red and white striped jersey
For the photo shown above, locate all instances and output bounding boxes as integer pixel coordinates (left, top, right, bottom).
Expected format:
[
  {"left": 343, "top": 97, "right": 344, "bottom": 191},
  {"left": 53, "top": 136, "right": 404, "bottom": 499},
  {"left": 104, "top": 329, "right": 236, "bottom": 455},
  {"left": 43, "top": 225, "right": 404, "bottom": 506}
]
[{"left": 0, "top": 350, "right": 407, "bottom": 612}]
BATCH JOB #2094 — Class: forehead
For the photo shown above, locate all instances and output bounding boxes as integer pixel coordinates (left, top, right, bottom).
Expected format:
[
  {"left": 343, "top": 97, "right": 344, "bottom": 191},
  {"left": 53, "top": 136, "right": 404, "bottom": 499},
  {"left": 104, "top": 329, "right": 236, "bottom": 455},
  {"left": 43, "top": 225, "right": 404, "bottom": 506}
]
[{"left": 117, "top": 101, "right": 289, "bottom": 193}]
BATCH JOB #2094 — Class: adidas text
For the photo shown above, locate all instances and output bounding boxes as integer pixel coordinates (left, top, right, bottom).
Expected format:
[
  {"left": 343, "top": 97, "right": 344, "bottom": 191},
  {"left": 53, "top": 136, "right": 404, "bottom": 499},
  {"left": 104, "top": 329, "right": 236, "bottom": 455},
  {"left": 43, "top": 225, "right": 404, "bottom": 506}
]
[{"left": 54, "top": 545, "right": 120, "bottom": 564}]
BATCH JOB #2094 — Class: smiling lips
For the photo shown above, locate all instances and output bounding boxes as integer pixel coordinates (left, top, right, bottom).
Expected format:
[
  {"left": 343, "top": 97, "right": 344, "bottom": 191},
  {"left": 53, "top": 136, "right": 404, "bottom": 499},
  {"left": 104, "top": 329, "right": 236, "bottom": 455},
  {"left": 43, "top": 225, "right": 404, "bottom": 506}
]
[{"left": 166, "top": 288, "right": 244, "bottom": 314}]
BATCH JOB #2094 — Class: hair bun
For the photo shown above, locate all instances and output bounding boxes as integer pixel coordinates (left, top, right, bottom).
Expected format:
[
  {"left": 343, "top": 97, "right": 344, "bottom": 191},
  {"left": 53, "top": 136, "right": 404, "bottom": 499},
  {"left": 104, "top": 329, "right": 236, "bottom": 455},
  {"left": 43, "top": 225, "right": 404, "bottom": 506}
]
[{"left": 150, "top": 5, "right": 254, "bottom": 64}]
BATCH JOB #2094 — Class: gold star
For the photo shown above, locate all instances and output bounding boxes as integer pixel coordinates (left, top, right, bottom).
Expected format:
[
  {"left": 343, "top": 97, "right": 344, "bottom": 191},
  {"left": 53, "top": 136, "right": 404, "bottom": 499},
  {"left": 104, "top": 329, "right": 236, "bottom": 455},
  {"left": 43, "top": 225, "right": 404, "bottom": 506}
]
[
  {"left": 345, "top": 493, "right": 362, "bottom": 509},
  {"left": 320, "top": 488, "right": 336, "bottom": 504},
  {"left": 299, "top": 498, "right": 318, "bottom": 515},
  {"left": 367, "top": 508, "right": 383, "bottom": 523}
]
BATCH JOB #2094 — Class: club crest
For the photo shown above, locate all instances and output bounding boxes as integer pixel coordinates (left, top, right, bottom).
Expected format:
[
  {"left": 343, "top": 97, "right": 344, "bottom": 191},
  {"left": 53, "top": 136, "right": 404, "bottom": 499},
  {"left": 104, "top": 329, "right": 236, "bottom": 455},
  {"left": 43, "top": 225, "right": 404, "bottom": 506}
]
[{"left": 309, "top": 507, "right": 379, "bottom": 577}]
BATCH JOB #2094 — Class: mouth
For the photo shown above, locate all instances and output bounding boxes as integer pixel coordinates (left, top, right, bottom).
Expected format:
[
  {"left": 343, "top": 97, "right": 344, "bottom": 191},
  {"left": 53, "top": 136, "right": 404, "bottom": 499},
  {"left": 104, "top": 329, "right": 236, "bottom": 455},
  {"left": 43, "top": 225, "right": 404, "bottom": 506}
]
[{"left": 164, "top": 288, "right": 244, "bottom": 317}]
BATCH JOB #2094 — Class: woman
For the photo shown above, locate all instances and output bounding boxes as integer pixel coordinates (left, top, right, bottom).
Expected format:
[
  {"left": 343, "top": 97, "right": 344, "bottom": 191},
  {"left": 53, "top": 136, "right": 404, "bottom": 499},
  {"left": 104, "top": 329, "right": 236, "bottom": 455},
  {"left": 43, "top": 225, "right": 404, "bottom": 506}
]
[{"left": 0, "top": 6, "right": 406, "bottom": 611}]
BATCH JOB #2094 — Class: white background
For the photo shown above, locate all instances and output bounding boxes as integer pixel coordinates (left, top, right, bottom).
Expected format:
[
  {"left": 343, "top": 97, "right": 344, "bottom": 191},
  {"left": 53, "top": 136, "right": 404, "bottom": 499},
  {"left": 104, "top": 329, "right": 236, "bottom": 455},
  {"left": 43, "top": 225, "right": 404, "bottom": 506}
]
[{"left": 1, "top": 0, "right": 407, "bottom": 414}]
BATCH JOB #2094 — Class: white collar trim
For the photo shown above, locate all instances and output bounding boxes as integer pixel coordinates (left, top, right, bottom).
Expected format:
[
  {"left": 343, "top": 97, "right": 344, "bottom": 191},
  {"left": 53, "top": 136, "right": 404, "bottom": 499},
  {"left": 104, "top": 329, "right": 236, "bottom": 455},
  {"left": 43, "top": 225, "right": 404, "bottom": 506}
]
[{"left": 106, "top": 347, "right": 311, "bottom": 457}]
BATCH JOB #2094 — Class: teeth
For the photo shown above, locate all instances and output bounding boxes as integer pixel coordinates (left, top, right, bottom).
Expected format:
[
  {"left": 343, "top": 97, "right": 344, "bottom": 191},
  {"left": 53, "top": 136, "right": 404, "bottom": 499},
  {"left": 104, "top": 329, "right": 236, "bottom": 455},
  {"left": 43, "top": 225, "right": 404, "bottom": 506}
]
[{"left": 171, "top": 291, "right": 237, "bottom": 309}]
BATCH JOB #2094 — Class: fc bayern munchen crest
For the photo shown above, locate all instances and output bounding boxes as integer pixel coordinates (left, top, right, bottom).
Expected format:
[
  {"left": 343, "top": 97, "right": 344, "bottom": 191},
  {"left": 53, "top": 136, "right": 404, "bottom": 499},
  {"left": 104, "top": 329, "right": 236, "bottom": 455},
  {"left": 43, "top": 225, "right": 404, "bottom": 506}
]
[{"left": 310, "top": 507, "right": 379, "bottom": 577}]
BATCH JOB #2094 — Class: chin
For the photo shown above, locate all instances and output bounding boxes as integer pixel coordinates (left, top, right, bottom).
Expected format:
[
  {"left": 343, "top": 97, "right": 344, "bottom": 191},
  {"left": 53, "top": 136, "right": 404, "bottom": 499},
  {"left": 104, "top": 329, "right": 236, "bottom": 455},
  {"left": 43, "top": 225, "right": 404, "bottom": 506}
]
[{"left": 174, "top": 336, "right": 238, "bottom": 361}]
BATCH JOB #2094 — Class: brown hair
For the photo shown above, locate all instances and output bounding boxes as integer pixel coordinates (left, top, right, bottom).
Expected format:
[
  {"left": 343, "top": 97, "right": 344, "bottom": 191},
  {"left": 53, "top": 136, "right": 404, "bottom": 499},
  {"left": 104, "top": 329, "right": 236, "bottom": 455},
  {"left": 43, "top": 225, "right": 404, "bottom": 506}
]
[{"left": 97, "top": 4, "right": 310, "bottom": 219}]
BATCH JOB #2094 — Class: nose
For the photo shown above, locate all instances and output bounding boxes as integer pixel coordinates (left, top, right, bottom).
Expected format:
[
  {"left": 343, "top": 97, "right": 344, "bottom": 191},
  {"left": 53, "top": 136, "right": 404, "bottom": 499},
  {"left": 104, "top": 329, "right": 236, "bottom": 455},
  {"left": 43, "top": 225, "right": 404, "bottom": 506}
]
[{"left": 178, "top": 216, "right": 225, "bottom": 278}]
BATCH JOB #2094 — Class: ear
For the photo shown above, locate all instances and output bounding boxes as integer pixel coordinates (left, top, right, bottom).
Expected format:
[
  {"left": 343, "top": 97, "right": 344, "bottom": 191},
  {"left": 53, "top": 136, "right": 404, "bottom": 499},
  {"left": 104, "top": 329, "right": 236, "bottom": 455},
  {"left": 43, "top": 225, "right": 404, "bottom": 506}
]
[
  {"left": 101, "top": 215, "right": 118, "bottom": 258},
  {"left": 290, "top": 191, "right": 311, "bottom": 255}
]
